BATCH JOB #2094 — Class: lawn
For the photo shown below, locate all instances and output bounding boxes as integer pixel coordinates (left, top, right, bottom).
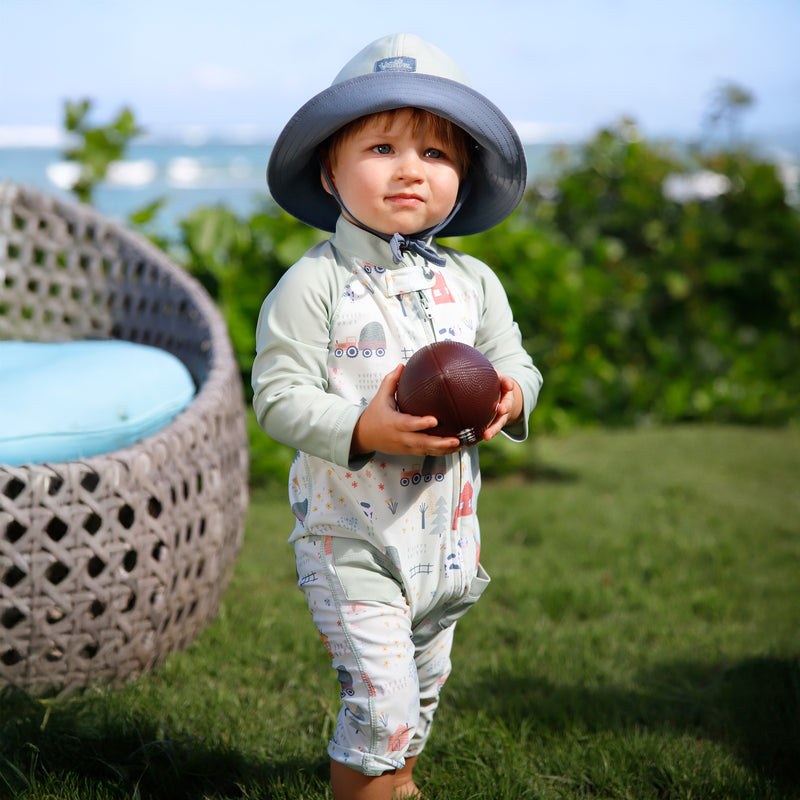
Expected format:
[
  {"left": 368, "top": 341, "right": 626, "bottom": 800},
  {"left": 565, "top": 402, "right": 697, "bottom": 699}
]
[{"left": 1, "top": 425, "right": 798, "bottom": 799}]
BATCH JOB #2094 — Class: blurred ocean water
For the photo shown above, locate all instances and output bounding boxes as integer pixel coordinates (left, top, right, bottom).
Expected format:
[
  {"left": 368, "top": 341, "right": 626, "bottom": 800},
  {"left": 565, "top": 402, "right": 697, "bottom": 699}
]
[{"left": 0, "top": 142, "right": 273, "bottom": 234}]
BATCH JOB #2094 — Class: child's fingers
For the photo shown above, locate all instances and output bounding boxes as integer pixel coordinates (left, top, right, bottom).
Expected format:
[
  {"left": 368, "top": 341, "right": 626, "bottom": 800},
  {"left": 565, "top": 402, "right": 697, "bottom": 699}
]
[
  {"left": 397, "top": 411, "right": 439, "bottom": 432},
  {"left": 403, "top": 433, "right": 462, "bottom": 455},
  {"left": 482, "top": 412, "right": 509, "bottom": 441},
  {"left": 379, "top": 363, "right": 403, "bottom": 397}
]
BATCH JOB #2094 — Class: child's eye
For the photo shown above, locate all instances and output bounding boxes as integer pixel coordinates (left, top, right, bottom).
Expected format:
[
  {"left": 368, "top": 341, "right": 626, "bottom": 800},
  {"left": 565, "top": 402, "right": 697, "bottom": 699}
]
[
  {"left": 425, "top": 148, "right": 445, "bottom": 159},
  {"left": 373, "top": 144, "right": 392, "bottom": 154}
]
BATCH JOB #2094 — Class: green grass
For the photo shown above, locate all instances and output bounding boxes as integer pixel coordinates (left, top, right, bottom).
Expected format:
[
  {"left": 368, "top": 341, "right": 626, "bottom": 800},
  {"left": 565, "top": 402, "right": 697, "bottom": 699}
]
[{"left": 2, "top": 425, "right": 799, "bottom": 799}]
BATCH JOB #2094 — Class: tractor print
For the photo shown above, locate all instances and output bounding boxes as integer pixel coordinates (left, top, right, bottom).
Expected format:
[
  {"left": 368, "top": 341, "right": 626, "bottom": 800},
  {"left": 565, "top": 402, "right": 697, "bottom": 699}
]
[
  {"left": 333, "top": 322, "right": 387, "bottom": 358},
  {"left": 400, "top": 464, "right": 422, "bottom": 486},
  {"left": 400, "top": 456, "right": 445, "bottom": 486},
  {"left": 333, "top": 336, "right": 359, "bottom": 358},
  {"left": 358, "top": 321, "right": 386, "bottom": 357},
  {"left": 362, "top": 262, "right": 385, "bottom": 275},
  {"left": 422, "top": 455, "right": 446, "bottom": 482}
]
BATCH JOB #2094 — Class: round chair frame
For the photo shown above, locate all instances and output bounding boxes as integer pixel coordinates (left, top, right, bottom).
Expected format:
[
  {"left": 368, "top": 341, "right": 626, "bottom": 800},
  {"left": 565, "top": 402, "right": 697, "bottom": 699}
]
[{"left": 0, "top": 182, "right": 249, "bottom": 694}]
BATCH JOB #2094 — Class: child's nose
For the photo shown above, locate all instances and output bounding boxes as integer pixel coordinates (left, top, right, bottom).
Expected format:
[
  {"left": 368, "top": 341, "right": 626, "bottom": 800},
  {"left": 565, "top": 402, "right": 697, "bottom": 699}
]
[{"left": 394, "top": 149, "right": 424, "bottom": 180}]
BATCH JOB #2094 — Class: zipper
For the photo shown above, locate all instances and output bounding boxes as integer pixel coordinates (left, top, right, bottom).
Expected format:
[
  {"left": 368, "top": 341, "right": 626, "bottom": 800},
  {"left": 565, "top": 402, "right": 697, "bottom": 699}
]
[{"left": 417, "top": 290, "right": 437, "bottom": 343}]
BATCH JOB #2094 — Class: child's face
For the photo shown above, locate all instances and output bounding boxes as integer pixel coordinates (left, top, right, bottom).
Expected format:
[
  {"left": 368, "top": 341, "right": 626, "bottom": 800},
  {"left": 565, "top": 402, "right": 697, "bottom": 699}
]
[{"left": 324, "top": 109, "right": 462, "bottom": 237}]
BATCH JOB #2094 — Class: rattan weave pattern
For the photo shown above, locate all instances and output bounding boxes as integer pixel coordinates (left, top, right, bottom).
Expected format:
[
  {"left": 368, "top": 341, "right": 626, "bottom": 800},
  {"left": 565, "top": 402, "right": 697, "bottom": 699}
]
[{"left": 0, "top": 182, "right": 249, "bottom": 694}]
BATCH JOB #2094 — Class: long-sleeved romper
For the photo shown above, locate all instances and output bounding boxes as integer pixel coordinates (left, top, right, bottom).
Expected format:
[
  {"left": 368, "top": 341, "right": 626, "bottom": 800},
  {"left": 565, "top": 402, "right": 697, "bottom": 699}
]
[{"left": 252, "top": 217, "right": 542, "bottom": 775}]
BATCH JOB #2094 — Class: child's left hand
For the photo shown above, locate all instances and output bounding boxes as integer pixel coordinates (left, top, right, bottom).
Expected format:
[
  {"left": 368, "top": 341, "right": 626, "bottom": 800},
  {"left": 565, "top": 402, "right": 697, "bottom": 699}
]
[{"left": 482, "top": 373, "right": 523, "bottom": 441}]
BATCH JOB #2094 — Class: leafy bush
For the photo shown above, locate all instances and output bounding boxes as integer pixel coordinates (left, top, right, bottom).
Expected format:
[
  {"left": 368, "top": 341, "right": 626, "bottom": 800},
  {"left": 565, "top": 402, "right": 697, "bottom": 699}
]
[
  {"left": 59, "top": 104, "right": 800, "bottom": 481},
  {"left": 175, "top": 203, "right": 325, "bottom": 393},
  {"left": 448, "top": 120, "right": 800, "bottom": 429}
]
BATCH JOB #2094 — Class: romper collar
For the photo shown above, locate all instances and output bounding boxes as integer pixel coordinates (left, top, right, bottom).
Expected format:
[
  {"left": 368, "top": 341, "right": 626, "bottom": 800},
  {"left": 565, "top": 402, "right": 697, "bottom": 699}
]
[{"left": 330, "top": 217, "right": 440, "bottom": 297}]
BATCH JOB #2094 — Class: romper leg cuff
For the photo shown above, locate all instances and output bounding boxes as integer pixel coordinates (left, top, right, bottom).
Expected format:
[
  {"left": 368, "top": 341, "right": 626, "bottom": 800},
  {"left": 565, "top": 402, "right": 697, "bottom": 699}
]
[{"left": 328, "top": 741, "right": 405, "bottom": 776}]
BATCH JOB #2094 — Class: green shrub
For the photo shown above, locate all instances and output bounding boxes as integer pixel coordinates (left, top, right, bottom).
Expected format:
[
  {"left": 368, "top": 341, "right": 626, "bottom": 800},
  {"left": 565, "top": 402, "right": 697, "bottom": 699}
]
[
  {"left": 174, "top": 202, "right": 325, "bottom": 395},
  {"left": 449, "top": 120, "right": 800, "bottom": 428}
]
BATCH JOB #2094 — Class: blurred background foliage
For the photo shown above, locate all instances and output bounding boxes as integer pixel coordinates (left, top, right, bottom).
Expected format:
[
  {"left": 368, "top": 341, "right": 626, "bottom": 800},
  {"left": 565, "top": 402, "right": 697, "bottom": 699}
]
[
  {"left": 60, "top": 100, "right": 800, "bottom": 482},
  {"left": 448, "top": 120, "right": 800, "bottom": 433}
]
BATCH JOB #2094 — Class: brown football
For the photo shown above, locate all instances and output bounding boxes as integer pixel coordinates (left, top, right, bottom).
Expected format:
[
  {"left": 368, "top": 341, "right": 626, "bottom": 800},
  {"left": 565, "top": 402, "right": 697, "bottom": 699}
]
[{"left": 396, "top": 341, "right": 501, "bottom": 446}]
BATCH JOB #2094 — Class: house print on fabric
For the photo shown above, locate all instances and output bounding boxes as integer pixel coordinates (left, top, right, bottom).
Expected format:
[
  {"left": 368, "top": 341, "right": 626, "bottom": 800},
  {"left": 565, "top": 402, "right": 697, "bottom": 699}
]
[
  {"left": 431, "top": 271, "right": 455, "bottom": 304},
  {"left": 452, "top": 481, "right": 473, "bottom": 529}
]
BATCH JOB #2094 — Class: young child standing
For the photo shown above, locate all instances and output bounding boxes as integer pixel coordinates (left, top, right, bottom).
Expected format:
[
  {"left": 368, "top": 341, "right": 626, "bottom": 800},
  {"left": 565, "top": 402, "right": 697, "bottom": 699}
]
[{"left": 253, "top": 33, "right": 543, "bottom": 799}]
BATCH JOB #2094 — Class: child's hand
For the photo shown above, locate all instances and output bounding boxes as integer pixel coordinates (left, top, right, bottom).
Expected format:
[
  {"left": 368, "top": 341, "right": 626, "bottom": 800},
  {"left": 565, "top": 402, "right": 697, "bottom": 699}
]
[
  {"left": 350, "top": 365, "right": 462, "bottom": 457},
  {"left": 482, "top": 373, "right": 523, "bottom": 441}
]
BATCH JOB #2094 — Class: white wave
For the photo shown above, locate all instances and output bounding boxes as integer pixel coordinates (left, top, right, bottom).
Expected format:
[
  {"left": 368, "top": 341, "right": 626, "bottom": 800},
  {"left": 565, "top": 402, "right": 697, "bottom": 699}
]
[
  {"left": 46, "top": 159, "right": 157, "bottom": 189},
  {"left": 167, "top": 157, "right": 203, "bottom": 185},
  {"left": 106, "top": 159, "right": 157, "bottom": 186},
  {"left": 46, "top": 161, "right": 82, "bottom": 189}
]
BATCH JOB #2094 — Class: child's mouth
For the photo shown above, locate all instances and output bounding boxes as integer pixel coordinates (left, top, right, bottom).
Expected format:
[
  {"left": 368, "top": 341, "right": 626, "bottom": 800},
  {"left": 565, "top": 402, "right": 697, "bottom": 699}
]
[{"left": 388, "top": 194, "right": 424, "bottom": 206}]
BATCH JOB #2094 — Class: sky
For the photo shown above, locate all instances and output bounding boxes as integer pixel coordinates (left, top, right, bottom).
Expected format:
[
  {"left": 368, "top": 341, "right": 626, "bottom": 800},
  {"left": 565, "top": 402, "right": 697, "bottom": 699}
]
[{"left": 1, "top": 0, "right": 799, "bottom": 146}]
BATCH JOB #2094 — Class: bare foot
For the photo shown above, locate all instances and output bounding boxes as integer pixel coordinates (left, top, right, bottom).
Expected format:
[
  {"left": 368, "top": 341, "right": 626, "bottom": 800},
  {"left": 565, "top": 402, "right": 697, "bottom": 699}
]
[{"left": 394, "top": 780, "right": 423, "bottom": 799}]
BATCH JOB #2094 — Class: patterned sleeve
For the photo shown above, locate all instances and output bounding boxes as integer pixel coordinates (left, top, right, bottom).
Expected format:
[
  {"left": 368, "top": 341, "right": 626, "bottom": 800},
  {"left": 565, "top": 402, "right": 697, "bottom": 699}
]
[
  {"left": 251, "top": 245, "right": 364, "bottom": 467},
  {"left": 463, "top": 255, "right": 543, "bottom": 441}
]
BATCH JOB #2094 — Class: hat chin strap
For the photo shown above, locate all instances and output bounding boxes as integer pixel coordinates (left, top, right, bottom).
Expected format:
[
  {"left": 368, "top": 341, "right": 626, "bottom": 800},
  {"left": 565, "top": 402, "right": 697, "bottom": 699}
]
[{"left": 320, "top": 161, "right": 471, "bottom": 268}]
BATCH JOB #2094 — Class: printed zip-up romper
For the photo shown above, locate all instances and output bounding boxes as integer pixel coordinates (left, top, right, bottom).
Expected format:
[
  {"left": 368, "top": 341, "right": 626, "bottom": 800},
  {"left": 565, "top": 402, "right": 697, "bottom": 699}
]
[{"left": 253, "top": 217, "right": 542, "bottom": 776}]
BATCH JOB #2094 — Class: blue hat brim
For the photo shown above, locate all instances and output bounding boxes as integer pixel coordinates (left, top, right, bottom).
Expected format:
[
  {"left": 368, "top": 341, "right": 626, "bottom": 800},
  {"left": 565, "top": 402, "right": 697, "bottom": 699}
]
[{"left": 267, "top": 71, "right": 527, "bottom": 237}]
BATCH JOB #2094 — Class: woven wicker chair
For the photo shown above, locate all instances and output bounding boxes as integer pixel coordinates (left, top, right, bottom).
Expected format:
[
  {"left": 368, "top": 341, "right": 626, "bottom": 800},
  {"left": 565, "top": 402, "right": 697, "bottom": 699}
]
[{"left": 0, "top": 182, "right": 249, "bottom": 694}]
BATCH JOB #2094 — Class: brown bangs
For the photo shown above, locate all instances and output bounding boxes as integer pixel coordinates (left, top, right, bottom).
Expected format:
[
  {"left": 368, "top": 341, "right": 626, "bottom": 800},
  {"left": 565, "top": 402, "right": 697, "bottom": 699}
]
[{"left": 320, "top": 108, "right": 473, "bottom": 178}]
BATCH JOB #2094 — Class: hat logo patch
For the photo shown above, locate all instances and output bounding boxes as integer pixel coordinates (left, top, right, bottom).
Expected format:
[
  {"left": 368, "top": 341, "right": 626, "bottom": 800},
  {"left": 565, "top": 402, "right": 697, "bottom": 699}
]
[{"left": 374, "top": 56, "right": 416, "bottom": 73}]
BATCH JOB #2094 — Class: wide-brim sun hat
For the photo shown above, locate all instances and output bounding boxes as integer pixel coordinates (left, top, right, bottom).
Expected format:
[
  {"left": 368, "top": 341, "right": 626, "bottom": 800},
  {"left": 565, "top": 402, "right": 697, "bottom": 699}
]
[{"left": 267, "top": 33, "right": 527, "bottom": 238}]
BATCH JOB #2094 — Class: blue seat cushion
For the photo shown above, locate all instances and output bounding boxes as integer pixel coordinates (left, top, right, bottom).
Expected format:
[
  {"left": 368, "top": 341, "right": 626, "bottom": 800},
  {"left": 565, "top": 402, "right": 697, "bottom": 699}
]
[{"left": 0, "top": 340, "right": 196, "bottom": 466}]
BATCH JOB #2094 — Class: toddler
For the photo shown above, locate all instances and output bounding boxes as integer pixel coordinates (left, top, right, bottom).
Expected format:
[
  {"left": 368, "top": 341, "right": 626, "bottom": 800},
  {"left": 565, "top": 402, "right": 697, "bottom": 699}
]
[{"left": 253, "top": 33, "right": 543, "bottom": 800}]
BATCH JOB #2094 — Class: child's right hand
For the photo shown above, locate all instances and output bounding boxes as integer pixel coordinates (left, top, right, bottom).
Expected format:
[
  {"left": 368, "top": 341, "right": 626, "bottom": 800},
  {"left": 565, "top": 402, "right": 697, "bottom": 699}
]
[{"left": 350, "top": 364, "right": 462, "bottom": 458}]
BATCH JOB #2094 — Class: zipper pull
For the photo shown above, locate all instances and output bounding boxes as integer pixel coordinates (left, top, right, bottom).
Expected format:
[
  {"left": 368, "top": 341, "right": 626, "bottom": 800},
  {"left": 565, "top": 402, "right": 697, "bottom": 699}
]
[{"left": 418, "top": 291, "right": 433, "bottom": 320}]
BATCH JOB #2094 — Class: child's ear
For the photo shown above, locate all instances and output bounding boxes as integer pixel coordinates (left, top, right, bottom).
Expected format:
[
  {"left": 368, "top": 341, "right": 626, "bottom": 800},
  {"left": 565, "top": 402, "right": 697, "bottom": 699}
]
[
  {"left": 320, "top": 159, "right": 336, "bottom": 196},
  {"left": 321, "top": 167, "right": 334, "bottom": 196}
]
